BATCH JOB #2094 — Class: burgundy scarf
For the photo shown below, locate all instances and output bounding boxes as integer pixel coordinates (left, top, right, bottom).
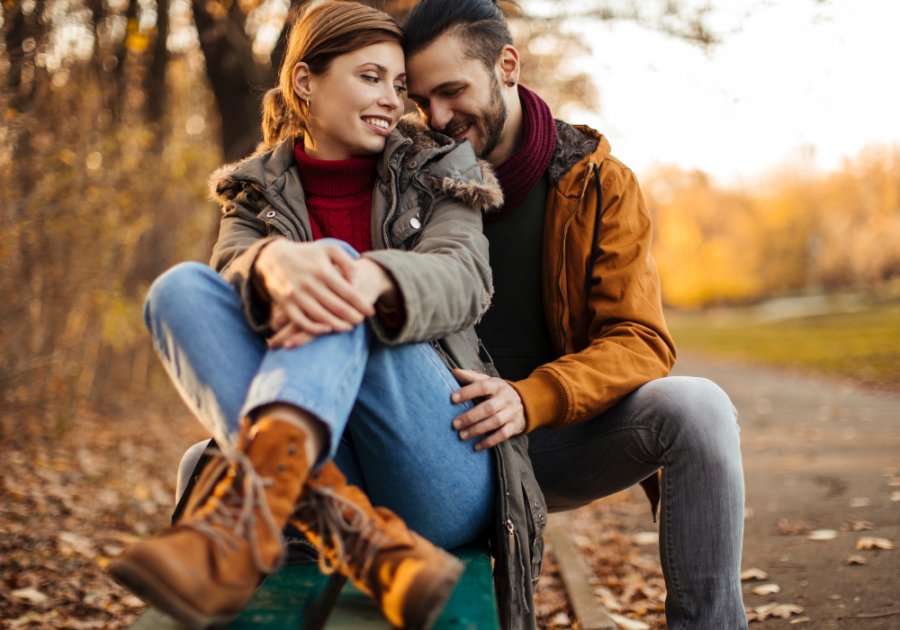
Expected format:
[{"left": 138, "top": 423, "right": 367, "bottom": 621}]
[{"left": 485, "top": 85, "right": 557, "bottom": 223}]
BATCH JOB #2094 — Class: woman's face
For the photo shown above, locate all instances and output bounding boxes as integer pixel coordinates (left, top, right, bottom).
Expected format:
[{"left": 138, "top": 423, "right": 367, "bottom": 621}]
[{"left": 294, "top": 42, "right": 406, "bottom": 160}]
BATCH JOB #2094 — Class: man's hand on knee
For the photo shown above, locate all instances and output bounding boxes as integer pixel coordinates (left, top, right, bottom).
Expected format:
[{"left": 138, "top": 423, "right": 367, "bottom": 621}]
[{"left": 450, "top": 369, "right": 526, "bottom": 451}]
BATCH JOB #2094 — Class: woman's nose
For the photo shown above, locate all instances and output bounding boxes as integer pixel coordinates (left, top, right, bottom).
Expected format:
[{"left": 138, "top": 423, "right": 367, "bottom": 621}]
[{"left": 380, "top": 86, "right": 402, "bottom": 111}]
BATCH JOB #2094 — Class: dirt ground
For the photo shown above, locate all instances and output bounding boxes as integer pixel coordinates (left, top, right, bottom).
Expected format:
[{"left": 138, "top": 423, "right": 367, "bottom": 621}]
[
  {"left": 534, "top": 353, "right": 900, "bottom": 629},
  {"left": 2, "top": 352, "right": 898, "bottom": 629},
  {"left": 673, "top": 353, "right": 900, "bottom": 629}
]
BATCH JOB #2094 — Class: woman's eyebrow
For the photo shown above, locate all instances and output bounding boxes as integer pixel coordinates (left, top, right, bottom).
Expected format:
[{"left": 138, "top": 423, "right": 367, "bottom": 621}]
[{"left": 358, "top": 63, "right": 393, "bottom": 74}]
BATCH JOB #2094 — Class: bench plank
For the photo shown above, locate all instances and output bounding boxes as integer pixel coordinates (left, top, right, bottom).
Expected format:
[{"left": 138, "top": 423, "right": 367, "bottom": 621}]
[
  {"left": 323, "top": 543, "right": 498, "bottom": 630},
  {"left": 128, "top": 543, "right": 497, "bottom": 630}
]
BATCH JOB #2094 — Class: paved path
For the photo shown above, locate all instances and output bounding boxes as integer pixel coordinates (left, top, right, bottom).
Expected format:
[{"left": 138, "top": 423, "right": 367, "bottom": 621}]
[{"left": 672, "top": 353, "right": 900, "bottom": 629}]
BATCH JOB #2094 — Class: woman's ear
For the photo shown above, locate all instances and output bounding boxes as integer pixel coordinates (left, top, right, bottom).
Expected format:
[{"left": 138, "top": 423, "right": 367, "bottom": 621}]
[{"left": 292, "top": 62, "right": 312, "bottom": 102}]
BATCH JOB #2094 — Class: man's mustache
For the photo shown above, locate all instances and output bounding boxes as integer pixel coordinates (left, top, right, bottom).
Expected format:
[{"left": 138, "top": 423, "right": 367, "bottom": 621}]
[{"left": 441, "top": 118, "right": 475, "bottom": 136}]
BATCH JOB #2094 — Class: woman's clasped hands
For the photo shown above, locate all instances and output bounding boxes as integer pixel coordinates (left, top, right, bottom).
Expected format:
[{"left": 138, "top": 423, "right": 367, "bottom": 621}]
[{"left": 255, "top": 239, "right": 398, "bottom": 349}]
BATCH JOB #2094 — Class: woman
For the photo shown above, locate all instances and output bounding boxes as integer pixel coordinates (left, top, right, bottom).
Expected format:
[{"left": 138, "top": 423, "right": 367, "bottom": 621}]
[{"left": 108, "top": 3, "right": 503, "bottom": 629}]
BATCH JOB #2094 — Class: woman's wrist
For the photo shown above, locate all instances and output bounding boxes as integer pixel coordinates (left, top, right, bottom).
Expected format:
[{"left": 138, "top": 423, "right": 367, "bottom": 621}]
[{"left": 357, "top": 258, "right": 398, "bottom": 306}]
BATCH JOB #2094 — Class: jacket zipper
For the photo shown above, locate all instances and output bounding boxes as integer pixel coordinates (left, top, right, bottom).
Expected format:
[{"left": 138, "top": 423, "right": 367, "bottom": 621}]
[
  {"left": 506, "top": 518, "right": 516, "bottom": 555},
  {"left": 556, "top": 162, "right": 595, "bottom": 353},
  {"left": 381, "top": 140, "right": 411, "bottom": 249}
]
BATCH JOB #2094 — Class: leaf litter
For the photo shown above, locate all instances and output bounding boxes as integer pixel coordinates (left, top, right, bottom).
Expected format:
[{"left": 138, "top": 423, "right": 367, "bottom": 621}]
[
  {"left": 856, "top": 537, "right": 894, "bottom": 550},
  {"left": 0, "top": 400, "right": 208, "bottom": 628},
  {"left": 534, "top": 489, "right": 668, "bottom": 629}
]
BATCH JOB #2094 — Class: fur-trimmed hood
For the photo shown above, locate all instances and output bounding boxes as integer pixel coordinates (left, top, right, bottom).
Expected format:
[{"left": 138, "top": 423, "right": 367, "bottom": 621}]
[{"left": 207, "top": 113, "right": 502, "bottom": 215}]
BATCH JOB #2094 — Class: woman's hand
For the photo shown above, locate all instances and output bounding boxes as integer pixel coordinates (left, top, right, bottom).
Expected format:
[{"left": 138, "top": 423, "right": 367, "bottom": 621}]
[
  {"left": 255, "top": 240, "right": 374, "bottom": 336},
  {"left": 352, "top": 257, "right": 399, "bottom": 308}
]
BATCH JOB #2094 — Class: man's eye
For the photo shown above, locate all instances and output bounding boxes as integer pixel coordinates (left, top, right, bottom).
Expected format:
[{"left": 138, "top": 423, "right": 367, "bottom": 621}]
[{"left": 444, "top": 88, "right": 463, "bottom": 97}]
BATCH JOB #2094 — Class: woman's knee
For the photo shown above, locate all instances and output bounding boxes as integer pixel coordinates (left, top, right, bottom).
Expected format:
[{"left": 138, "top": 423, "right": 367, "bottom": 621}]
[
  {"left": 144, "top": 262, "right": 222, "bottom": 331},
  {"left": 317, "top": 238, "right": 360, "bottom": 259}
]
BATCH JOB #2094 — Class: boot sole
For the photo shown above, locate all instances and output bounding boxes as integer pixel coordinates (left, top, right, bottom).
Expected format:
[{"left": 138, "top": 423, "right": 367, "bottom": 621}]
[
  {"left": 109, "top": 557, "right": 237, "bottom": 630},
  {"left": 406, "top": 555, "right": 465, "bottom": 630}
]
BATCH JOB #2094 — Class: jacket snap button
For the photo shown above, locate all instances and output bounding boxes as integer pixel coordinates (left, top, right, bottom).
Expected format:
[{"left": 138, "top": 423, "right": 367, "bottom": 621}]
[
  {"left": 409, "top": 217, "right": 422, "bottom": 230},
  {"left": 407, "top": 160, "right": 417, "bottom": 169},
  {"left": 266, "top": 210, "right": 276, "bottom": 218}
]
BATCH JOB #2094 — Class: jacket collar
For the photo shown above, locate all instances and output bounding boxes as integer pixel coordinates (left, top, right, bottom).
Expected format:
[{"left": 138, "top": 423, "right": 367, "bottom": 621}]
[{"left": 547, "top": 120, "right": 611, "bottom": 185}]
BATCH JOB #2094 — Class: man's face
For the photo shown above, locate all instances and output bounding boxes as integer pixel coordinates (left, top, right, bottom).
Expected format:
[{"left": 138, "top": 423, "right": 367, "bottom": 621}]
[{"left": 406, "top": 32, "right": 508, "bottom": 160}]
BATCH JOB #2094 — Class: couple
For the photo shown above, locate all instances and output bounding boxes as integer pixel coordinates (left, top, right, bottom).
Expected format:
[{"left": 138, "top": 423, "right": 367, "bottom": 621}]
[{"left": 110, "top": 1, "right": 748, "bottom": 629}]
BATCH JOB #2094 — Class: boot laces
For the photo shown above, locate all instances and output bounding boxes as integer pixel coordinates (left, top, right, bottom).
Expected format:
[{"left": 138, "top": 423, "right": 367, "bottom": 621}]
[
  {"left": 185, "top": 447, "right": 284, "bottom": 574},
  {"left": 293, "top": 484, "right": 393, "bottom": 581}
]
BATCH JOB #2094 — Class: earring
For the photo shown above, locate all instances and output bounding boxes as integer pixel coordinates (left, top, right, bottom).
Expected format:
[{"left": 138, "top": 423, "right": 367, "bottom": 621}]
[
  {"left": 306, "top": 96, "right": 310, "bottom": 111},
  {"left": 507, "top": 81, "right": 516, "bottom": 87}
]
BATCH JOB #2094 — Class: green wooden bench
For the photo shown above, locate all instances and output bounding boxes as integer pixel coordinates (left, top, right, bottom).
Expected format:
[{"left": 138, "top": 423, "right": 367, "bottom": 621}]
[{"left": 128, "top": 542, "right": 498, "bottom": 630}]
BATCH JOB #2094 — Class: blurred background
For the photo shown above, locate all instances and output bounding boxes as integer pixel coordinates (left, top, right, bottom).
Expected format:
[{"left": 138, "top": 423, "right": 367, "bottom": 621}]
[{"left": 1, "top": 0, "right": 898, "bottom": 628}]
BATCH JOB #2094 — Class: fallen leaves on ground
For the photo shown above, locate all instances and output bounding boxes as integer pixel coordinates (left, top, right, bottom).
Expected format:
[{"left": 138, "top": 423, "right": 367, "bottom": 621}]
[
  {"left": 608, "top": 613, "right": 651, "bottom": 629},
  {"left": 534, "top": 490, "right": 667, "bottom": 629},
  {"left": 807, "top": 529, "right": 838, "bottom": 541},
  {"left": 0, "top": 401, "right": 208, "bottom": 629},
  {"left": 776, "top": 518, "right": 809, "bottom": 535},
  {"left": 856, "top": 537, "right": 895, "bottom": 550},
  {"left": 846, "top": 555, "right": 868, "bottom": 565},
  {"left": 745, "top": 602, "right": 805, "bottom": 622},
  {"left": 751, "top": 584, "right": 780, "bottom": 596},
  {"left": 740, "top": 568, "right": 769, "bottom": 581},
  {"left": 843, "top": 519, "right": 873, "bottom": 532}
]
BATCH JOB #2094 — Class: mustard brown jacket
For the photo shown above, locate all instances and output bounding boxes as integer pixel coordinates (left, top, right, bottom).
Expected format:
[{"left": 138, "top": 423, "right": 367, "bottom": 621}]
[{"left": 508, "top": 122, "right": 677, "bottom": 433}]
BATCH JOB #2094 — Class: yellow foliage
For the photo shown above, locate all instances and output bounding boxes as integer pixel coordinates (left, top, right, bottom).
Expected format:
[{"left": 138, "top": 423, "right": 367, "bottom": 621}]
[{"left": 646, "top": 144, "right": 900, "bottom": 307}]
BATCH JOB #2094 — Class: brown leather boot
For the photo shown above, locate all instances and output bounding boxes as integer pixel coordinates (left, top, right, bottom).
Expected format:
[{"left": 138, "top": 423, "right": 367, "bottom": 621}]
[
  {"left": 109, "top": 417, "right": 310, "bottom": 630},
  {"left": 289, "top": 462, "right": 464, "bottom": 630}
]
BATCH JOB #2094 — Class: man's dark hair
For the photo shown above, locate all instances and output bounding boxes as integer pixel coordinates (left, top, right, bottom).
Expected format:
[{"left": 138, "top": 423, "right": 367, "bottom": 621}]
[{"left": 403, "top": 0, "right": 518, "bottom": 71}]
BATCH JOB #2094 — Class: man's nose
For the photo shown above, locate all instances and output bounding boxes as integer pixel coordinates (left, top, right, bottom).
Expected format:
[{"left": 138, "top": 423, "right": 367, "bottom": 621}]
[{"left": 430, "top": 104, "right": 454, "bottom": 133}]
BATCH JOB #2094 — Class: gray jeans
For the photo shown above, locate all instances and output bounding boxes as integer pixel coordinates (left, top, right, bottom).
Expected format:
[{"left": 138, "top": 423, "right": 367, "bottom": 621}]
[{"left": 528, "top": 376, "right": 747, "bottom": 630}]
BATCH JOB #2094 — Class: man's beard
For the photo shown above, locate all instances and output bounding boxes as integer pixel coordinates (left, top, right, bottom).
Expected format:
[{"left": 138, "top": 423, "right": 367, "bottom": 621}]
[
  {"left": 444, "top": 75, "right": 507, "bottom": 159},
  {"left": 474, "top": 76, "right": 507, "bottom": 159}
]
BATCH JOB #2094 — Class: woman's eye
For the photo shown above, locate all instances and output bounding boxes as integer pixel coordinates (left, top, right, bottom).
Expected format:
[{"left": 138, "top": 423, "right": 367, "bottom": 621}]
[
  {"left": 395, "top": 85, "right": 408, "bottom": 94},
  {"left": 362, "top": 74, "right": 379, "bottom": 83}
]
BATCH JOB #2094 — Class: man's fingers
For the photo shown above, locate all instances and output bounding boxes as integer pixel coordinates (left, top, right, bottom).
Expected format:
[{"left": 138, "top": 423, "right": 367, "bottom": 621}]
[
  {"left": 450, "top": 368, "right": 487, "bottom": 386},
  {"left": 458, "top": 409, "right": 507, "bottom": 440},
  {"left": 451, "top": 378, "right": 496, "bottom": 404},
  {"left": 452, "top": 397, "right": 501, "bottom": 430},
  {"left": 474, "top": 421, "right": 519, "bottom": 451}
]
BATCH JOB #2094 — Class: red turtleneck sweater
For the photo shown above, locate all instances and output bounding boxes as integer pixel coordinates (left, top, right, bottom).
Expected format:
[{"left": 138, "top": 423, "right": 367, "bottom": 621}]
[{"left": 294, "top": 145, "right": 378, "bottom": 253}]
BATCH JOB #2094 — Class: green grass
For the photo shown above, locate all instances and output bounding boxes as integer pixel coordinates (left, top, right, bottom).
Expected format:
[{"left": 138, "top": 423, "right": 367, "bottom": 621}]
[{"left": 666, "top": 303, "right": 900, "bottom": 389}]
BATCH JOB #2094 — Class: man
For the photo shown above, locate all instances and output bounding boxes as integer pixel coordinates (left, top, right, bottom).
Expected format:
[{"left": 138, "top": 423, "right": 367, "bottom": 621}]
[{"left": 402, "top": 1, "right": 748, "bottom": 628}]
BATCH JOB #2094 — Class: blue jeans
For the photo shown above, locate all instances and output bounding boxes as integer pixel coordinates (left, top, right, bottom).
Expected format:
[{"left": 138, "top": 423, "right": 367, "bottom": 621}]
[
  {"left": 528, "top": 377, "right": 747, "bottom": 629},
  {"left": 143, "top": 245, "right": 494, "bottom": 549}
]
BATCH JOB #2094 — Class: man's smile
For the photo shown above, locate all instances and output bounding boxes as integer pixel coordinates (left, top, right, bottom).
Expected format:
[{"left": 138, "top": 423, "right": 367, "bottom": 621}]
[{"left": 444, "top": 120, "right": 473, "bottom": 139}]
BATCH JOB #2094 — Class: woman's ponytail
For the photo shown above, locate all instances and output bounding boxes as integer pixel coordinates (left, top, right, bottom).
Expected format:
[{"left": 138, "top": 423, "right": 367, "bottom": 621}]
[{"left": 261, "top": 87, "right": 292, "bottom": 148}]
